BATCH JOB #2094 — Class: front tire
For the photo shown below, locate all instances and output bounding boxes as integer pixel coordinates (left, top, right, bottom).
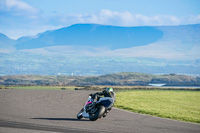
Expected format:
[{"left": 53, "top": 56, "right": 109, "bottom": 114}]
[
  {"left": 77, "top": 109, "right": 83, "bottom": 119},
  {"left": 89, "top": 106, "right": 105, "bottom": 121}
]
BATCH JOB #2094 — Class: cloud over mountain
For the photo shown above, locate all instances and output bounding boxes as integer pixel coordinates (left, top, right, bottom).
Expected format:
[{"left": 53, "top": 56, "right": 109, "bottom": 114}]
[
  {"left": 8, "top": 24, "right": 198, "bottom": 60},
  {"left": 0, "top": 23, "right": 199, "bottom": 75}
]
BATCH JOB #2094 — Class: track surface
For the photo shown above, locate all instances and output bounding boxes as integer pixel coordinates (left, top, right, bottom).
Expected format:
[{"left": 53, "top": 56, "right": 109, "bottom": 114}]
[{"left": 0, "top": 89, "right": 199, "bottom": 133}]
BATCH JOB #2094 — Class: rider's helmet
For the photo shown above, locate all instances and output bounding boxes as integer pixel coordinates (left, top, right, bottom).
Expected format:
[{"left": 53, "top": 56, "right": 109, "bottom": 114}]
[{"left": 105, "top": 87, "right": 113, "bottom": 92}]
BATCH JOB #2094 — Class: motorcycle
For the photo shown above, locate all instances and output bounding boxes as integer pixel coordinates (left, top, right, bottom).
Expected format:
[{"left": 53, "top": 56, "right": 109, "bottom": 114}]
[{"left": 77, "top": 95, "right": 115, "bottom": 121}]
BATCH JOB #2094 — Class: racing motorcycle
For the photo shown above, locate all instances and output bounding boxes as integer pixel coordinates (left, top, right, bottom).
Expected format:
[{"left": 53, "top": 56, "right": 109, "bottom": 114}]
[{"left": 77, "top": 95, "right": 114, "bottom": 121}]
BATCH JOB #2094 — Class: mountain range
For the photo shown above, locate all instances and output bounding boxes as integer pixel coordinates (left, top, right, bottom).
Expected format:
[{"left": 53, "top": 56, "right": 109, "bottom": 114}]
[
  {"left": 0, "top": 24, "right": 200, "bottom": 75},
  {"left": 16, "top": 24, "right": 163, "bottom": 50}
]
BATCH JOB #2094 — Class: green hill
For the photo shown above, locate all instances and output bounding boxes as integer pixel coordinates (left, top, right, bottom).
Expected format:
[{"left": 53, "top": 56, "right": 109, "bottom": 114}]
[
  {"left": 70, "top": 72, "right": 200, "bottom": 86},
  {"left": 1, "top": 73, "right": 199, "bottom": 86},
  {"left": 0, "top": 75, "right": 84, "bottom": 86}
]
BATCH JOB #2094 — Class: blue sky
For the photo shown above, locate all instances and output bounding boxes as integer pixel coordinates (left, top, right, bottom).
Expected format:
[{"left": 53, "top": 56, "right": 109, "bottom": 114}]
[
  {"left": 0, "top": 0, "right": 200, "bottom": 39},
  {"left": 22, "top": 0, "right": 200, "bottom": 16}
]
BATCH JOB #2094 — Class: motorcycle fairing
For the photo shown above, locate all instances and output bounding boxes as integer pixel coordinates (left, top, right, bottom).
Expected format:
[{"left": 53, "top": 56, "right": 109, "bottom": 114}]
[
  {"left": 82, "top": 111, "right": 89, "bottom": 118},
  {"left": 97, "top": 97, "right": 114, "bottom": 108}
]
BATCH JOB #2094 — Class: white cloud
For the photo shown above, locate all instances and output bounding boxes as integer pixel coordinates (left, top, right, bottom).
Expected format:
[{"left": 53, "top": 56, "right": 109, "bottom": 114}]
[
  {"left": 55, "top": 9, "right": 199, "bottom": 27},
  {"left": 0, "top": 0, "right": 38, "bottom": 17},
  {"left": 182, "top": 15, "right": 200, "bottom": 25},
  {"left": 6, "top": 0, "right": 35, "bottom": 11}
]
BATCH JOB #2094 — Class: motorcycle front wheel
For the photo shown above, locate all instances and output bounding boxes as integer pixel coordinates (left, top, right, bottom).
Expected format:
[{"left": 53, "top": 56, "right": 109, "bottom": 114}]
[
  {"left": 89, "top": 106, "right": 105, "bottom": 121},
  {"left": 77, "top": 109, "right": 83, "bottom": 119}
]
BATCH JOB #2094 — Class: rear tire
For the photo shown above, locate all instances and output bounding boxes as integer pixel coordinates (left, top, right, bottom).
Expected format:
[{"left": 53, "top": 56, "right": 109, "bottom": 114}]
[{"left": 89, "top": 106, "right": 105, "bottom": 121}]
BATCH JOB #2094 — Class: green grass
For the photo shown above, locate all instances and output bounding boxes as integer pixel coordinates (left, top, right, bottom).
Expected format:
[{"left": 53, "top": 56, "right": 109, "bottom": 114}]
[
  {"left": 115, "top": 90, "right": 200, "bottom": 124},
  {"left": 4, "top": 86, "right": 83, "bottom": 90}
]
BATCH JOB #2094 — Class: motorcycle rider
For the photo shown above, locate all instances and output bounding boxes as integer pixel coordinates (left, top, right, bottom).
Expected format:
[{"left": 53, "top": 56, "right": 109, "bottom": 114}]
[{"left": 90, "top": 87, "right": 115, "bottom": 117}]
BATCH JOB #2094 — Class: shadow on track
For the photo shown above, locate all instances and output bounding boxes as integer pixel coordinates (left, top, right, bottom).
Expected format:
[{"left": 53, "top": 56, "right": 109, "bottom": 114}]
[
  {"left": 0, "top": 119, "right": 92, "bottom": 133},
  {"left": 32, "top": 118, "right": 89, "bottom": 121}
]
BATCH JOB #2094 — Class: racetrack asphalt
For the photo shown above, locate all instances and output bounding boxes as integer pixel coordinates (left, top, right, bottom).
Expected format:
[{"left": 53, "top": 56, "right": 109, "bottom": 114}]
[{"left": 0, "top": 89, "right": 199, "bottom": 133}]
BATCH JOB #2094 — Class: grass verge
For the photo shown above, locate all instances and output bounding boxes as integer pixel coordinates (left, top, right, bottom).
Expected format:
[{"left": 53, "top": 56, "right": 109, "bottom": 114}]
[{"left": 114, "top": 90, "right": 200, "bottom": 124}]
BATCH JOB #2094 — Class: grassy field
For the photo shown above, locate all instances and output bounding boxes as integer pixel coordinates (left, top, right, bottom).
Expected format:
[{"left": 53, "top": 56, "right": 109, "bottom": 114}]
[{"left": 114, "top": 90, "right": 200, "bottom": 124}]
